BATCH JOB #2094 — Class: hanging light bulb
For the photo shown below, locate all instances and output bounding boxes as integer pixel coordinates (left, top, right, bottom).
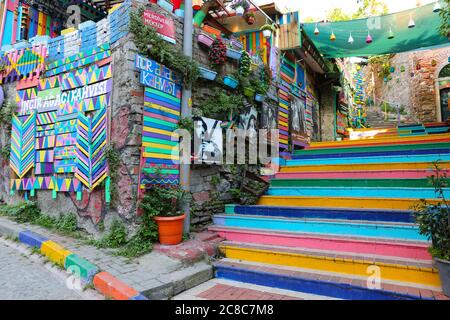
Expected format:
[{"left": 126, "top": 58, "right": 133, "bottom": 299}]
[
  {"left": 348, "top": 32, "right": 354, "bottom": 44},
  {"left": 366, "top": 31, "right": 373, "bottom": 44},
  {"left": 314, "top": 23, "right": 320, "bottom": 35},
  {"left": 330, "top": 31, "right": 336, "bottom": 41},
  {"left": 388, "top": 27, "right": 395, "bottom": 39},
  {"left": 433, "top": 1, "right": 442, "bottom": 12},
  {"left": 408, "top": 14, "right": 415, "bottom": 28}
]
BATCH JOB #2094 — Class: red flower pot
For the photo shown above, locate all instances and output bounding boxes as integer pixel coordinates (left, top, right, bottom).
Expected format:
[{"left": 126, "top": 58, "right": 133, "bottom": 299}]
[{"left": 154, "top": 214, "right": 186, "bottom": 245}]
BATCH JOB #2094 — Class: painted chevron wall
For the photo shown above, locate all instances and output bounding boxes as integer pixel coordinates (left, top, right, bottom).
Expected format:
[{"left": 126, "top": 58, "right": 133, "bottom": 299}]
[
  {"left": 135, "top": 54, "right": 181, "bottom": 188},
  {"left": 9, "top": 44, "right": 112, "bottom": 199},
  {"left": 9, "top": 113, "right": 36, "bottom": 179},
  {"left": 210, "top": 129, "right": 450, "bottom": 300}
]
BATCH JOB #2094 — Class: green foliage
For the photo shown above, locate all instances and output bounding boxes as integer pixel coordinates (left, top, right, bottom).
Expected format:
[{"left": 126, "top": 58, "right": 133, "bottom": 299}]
[
  {"left": 230, "top": 188, "right": 258, "bottom": 205},
  {"left": 209, "top": 39, "right": 227, "bottom": 69},
  {"left": 0, "top": 201, "right": 41, "bottom": 223},
  {"left": 239, "top": 51, "right": 251, "bottom": 77},
  {"left": 104, "top": 144, "right": 121, "bottom": 205},
  {"left": 413, "top": 162, "right": 450, "bottom": 261},
  {"left": 94, "top": 219, "right": 128, "bottom": 249},
  {"left": 56, "top": 213, "right": 78, "bottom": 233},
  {"left": 140, "top": 186, "right": 187, "bottom": 218},
  {"left": 352, "top": 0, "right": 388, "bottom": 19},
  {"left": 0, "top": 101, "right": 17, "bottom": 126},
  {"left": 129, "top": 7, "right": 199, "bottom": 85},
  {"left": 439, "top": 0, "right": 450, "bottom": 38},
  {"left": 326, "top": 8, "right": 351, "bottom": 22},
  {"left": 260, "top": 24, "right": 276, "bottom": 32},
  {"left": 199, "top": 88, "right": 245, "bottom": 120},
  {"left": 177, "top": 116, "right": 194, "bottom": 135},
  {"left": 0, "top": 144, "right": 10, "bottom": 161}
]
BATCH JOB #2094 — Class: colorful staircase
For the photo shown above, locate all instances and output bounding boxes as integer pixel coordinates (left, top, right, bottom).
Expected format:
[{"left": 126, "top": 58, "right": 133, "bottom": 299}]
[{"left": 209, "top": 130, "right": 450, "bottom": 300}]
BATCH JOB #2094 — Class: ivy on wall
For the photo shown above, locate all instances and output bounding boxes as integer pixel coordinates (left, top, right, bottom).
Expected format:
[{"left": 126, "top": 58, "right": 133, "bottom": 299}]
[{"left": 129, "top": 7, "right": 200, "bottom": 85}]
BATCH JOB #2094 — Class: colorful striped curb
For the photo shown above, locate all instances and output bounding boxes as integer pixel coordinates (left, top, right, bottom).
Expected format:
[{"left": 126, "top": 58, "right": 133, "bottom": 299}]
[{"left": 6, "top": 227, "right": 148, "bottom": 300}]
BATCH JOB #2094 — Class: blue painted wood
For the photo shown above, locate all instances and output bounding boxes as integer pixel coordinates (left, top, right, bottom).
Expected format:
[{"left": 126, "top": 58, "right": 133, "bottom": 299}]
[
  {"left": 266, "top": 187, "right": 450, "bottom": 199},
  {"left": 214, "top": 265, "right": 423, "bottom": 300},
  {"left": 213, "top": 215, "right": 427, "bottom": 241},
  {"left": 292, "top": 148, "right": 450, "bottom": 160},
  {"left": 286, "top": 154, "right": 450, "bottom": 166},
  {"left": 231, "top": 205, "right": 414, "bottom": 223},
  {"left": 18, "top": 230, "right": 49, "bottom": 249}
]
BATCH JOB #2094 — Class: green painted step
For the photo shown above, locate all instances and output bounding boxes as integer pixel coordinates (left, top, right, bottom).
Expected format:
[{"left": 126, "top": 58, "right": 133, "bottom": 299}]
[
  {"left": 270, "top": 178, "right": 448, "bottom": 188},
  {"left": 64, "top": 254, "right": 99, "bottom": 283},
  {"left": 293, "top": 142, "right": 450, "bottom": 156}
]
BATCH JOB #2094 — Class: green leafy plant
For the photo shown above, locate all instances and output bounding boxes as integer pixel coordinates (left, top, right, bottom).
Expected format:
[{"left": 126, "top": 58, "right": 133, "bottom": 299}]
[
  {"left": 140, "top": 186, "right": 187, "bottom": 218},
  {"left": 260, "top": 24, "right": 276, "bottom": 32},
  {"left": 94, "top": 219, "right": 128, "bottom": 249},
  {"left": 439, "top": 0, "right": 450, "bottom": 38},
  {"left": 0, "top": 101, "right": 17, "bottom": 125},
  {"left": 178, "top": 116, "right": 194, "bottom": 135},
  {"left": 200, "top": 88, "right": 245, "bottom": 120},
  {"left": 104, "top": 144, "right": 121, "bottom": 205},
  {"left": 413, "top": 162, "right": 450, "bottom": 261},
  {"left": 239, "top": 51, "right": 251, "bottom": 77},
  {"left": 0, "top": 144, "right": 10, "bottom": 161},
  {"left": 129, "top": 7, "right": 200, "bottom": 85},
  {"left": 209, "top": 39, "right": 227, "bottom": 69}
]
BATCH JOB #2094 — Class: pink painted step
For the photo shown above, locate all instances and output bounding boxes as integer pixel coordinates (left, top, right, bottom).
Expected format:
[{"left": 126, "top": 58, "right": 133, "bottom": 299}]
[
  {"left": 275, "top": 170, "right": 450, "bottom": 180},
  {"left": 209, "top": 226, "right": 432, "bottom": 261}
]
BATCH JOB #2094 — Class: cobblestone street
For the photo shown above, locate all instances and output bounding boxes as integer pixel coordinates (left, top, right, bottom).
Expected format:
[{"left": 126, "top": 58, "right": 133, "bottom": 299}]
[{"left": 0, "top": 238, "right": 100, "bottom": 300}]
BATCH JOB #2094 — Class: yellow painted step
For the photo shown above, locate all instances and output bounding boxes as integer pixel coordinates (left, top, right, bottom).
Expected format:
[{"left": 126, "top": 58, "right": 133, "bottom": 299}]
[
  {"left": 258, "top": 196, "right": 441, "bottom": 211},
  {"left": 220, "top": 245, "right": 441, "bottom": 288},
  {"left": 309, "top": 133, "right": 450, "bottom": 148},
  {"left": 280, "top": 162, "right": 450, "bottom": 173}
]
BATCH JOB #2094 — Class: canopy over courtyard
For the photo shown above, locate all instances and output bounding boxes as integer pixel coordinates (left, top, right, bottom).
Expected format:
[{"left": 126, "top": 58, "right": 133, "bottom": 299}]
[{"left": 302, "top": 2, "right": 449, "bottom": 58}]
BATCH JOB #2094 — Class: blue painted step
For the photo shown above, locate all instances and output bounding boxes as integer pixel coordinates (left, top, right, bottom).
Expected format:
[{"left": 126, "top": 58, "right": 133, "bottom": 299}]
[
  {"left": 292, "top": 148, "right": 450, "bottom": 160},
  {"left": 286, "top": 154, "right": 450, "bottom": 166},
  {"left": 213, "top": 215, "right": 427, "bottom": 241},
  {"left": 267, "top": 187, "right": 449, "bottom": 199},
  {"left": 228, "top": 205, "right": 414, "bottom": 223},
  {"left": 215, "top": 262, "right": 424, "bottom": 300}
]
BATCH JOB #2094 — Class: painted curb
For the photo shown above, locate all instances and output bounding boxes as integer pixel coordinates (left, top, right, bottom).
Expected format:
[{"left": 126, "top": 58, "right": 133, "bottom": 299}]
[{"left": 0, "top": 221, "right": 148, "bottom": 300}]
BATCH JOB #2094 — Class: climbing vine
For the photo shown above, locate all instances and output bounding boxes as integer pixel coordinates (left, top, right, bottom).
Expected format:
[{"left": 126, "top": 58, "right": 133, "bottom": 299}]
[
  {"left": 104, "top": 143, "right": 121, "bottom": 206},
  {"left": 129, "top": 7, "right": 200, "bottom": 85}
]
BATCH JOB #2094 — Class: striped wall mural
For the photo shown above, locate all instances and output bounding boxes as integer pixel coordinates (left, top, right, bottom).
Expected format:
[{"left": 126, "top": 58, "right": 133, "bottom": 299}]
[
  {"left": 135, "top": 54, "right": 181, "bottom": 188},
  {"left": 238, "top": 31, "right": 270, "bottom": 65}
]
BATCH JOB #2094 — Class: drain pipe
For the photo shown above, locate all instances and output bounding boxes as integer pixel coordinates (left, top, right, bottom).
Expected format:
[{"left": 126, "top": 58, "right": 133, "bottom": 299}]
[{"left": 181, "top": 0, "right": 193, "bottom": 234}]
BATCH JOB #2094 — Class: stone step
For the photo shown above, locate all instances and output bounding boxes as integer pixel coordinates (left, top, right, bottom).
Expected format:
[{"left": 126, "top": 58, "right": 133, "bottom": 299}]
[
  {"left": 214, "top": 259, "right": 446, "bottom": 300},
  {"left": 218, "top": 242, "right": 441, "bottom": 288}
]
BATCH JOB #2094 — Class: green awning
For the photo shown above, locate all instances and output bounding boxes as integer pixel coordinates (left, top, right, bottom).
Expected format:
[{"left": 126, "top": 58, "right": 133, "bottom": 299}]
[{"left": 303, "top": 2, "right": 449, "bottom": 58}]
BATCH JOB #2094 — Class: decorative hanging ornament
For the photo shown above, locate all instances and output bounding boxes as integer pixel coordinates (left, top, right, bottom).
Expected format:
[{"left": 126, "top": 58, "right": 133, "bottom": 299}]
[
  {"left": 366, "top": 31, "right": 373, "bottom": 44},
  {"left": 348, "top": 32, "right": 354, "bottom": 44},
  {"left": 314, "top": 24, "right": 320, "bottom": 35},
  {"left": 330, "top": 31, "right": 336, "bottom": 41},
  {"left": 408, "top": 14, "right": 415, "bottom": 28},
  {"left": 388, "top": 28, "right": 395, "bottom": 39},
  {"left": 433, "top": 1, "right": 442, "bottom": 12}
]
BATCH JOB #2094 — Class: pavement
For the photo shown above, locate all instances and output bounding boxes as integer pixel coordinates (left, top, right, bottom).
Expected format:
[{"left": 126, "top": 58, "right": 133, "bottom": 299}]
[
  {"left": 0, "top": 237, "right": 102, "bottom": 300},
  {"left": 0, "top": 216, "right": 221, "bottom": 300},
  {"left": 172, "top": 278, "right": 340, "bottom": 300}
]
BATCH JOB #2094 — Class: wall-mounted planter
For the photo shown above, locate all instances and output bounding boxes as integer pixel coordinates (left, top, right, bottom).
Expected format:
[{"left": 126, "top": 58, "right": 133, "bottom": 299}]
[
  {"left": 230, "top": 39, "right": 244, "bottom": 51},
  {"left": 199, "top": 67, "right": 218, "bottom": 81},
  {"left": 198, "top": 33, "right": 215, "bottom": 47},
  {"left": 243, "top": 87, "right": 255, "bottom": 98},
  {"left": 202, "top": 25, "right": 222, "bottom": 38},
  {"left": 226, "top": 48, "right": 242, "bottom": 60},
  {"left": 255, "top": 94, "right": 265, "bottom": 102},
  {"left": 157, "top": 0, "right": 174, "bottom": 12},
  {"left": 175, "top": 9, "right": 184, "bottom": 17},
  {"left": 223, "top": 76, "right": 239, "bottom": 89}
]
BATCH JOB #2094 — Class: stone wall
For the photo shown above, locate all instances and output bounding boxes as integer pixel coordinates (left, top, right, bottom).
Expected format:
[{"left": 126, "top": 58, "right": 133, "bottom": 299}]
[
  {"left": 364, "top": 46, "right": 450, "bottom": 125},
  {"left": 319, "top": 87, "right": 336, "bottom": 142}
]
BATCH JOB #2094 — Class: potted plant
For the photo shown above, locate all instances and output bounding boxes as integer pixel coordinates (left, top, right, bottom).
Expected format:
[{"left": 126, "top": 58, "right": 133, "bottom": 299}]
[
  {"left": 239, "top": 50, "right": 251, "bottom": 77},
  {"left": 140, "top": 185, "right": 187, "bottom": 246},
  {"left": 245, "top": 12, "right": 255, "bottom": 25},
  {"left": 209, "top": 39, "right": 227, "bottom": 68},
  {"left": 226, "top": 46, "right": 242, "bottom": 60},
  {"left": 223, "top": 75, "right": 239, "bottom": 89},
  {"left": 231, "top": 0, "right": 249, "bottom": 17},
  {"left": 413, "top": 162, "right": 450, "bottom": 297},
  {"left": 260, "top": 23, "right": 275, "bottom": 38}
]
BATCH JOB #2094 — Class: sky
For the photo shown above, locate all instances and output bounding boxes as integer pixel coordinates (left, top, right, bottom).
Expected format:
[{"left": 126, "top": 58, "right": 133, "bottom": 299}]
[{"left": 254, "top": 0, "right": 437, "bottom": 21}]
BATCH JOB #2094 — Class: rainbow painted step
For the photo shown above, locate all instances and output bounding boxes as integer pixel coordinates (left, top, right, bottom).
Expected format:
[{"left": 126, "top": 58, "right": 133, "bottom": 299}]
[
  {"left": 266, "top": 187, "right": 450, "bottom": 199},
  {"left": 286, "top": 154, "right": 450, "bottom": 167},
  {"left": 293, "top": 142, "right": 450, "bottom": 156},
  {"left": 219, "top": 242, "right": 441, "bottom": 288},
  {"left": 275, "top": 170, "right": 450, "bottom": 180},
  {"left": 209, "top": 226, "right": 431, "bottom": 260},
  {"left": 214, "top": 259, "right": 440, "bottom": 300},
  {"left": 213, "top": 215, "right": 427, "bottom": 241},
  {"left": 224, "top": 204, "right": 414, "bottom": 223},
  {"left": 258, "top": 195, "right": 440, "bottom": 211}
]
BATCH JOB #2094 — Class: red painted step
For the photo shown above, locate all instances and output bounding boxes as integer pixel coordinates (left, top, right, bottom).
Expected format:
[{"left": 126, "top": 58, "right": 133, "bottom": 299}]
[{"left": 209, "top": 226, "right": 432, "bottom": 261}]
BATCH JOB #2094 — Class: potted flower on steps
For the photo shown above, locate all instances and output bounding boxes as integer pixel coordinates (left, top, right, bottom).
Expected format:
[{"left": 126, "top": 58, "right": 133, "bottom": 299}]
[
  {"left": 140, "top": 185, "right": 187, "bottom": 246},
  {"left": 413, "top": 161, "right": 450, "bottom": 297}
]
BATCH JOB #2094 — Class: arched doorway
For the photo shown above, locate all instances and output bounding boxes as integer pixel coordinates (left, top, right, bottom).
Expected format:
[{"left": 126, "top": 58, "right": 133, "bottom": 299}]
[{"left": 437, "top": 63, "right": 450, "bottom": 121}]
